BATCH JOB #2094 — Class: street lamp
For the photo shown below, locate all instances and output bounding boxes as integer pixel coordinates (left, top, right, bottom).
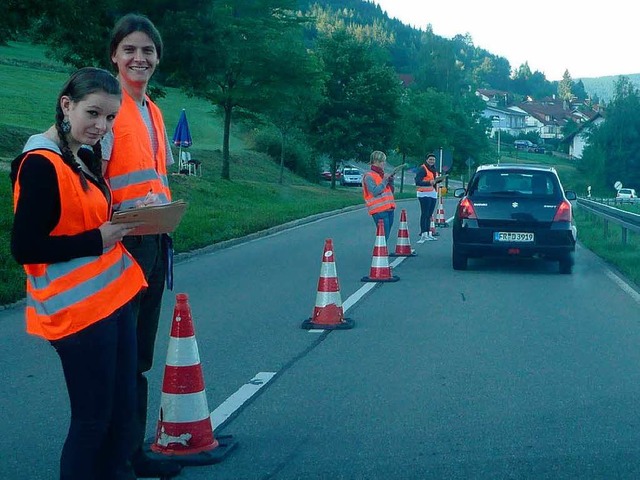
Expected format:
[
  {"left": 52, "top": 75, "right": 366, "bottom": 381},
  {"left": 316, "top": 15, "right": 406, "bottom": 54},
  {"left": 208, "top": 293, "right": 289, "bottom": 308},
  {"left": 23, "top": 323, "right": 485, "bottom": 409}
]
[{"left": 491, "top": 116, "right": 501, "bottom": 164}]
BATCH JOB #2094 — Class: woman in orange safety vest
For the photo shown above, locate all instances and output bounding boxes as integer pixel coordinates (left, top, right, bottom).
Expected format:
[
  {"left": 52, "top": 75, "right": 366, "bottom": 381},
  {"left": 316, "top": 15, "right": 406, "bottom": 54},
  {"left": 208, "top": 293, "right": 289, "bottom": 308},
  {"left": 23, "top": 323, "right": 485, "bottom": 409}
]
[
  {"left": 362, "top": 150, "right": 396, "bottom": 241},
  {"left": 10, "top": 67, "right": 146, "bottom": 480},
  {"left": 415, "top": 153, "right": 443, "bottom": 243}
]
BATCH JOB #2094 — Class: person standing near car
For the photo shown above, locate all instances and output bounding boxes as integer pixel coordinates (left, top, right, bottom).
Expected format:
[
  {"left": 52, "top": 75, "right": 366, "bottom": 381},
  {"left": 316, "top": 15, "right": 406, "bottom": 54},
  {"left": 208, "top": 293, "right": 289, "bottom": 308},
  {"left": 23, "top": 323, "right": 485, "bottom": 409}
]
[
  {"left": 415, "top": 153, "right": 442, "bottom": 243},
  {"left": 101, "top": 13, "right": 181, "bottom": 479},
  {"left": 11, "top": 67, "right": 147, "bottom": 479},
  {"left": 362, "top": 150, "right": 396, "bottom": 241}
]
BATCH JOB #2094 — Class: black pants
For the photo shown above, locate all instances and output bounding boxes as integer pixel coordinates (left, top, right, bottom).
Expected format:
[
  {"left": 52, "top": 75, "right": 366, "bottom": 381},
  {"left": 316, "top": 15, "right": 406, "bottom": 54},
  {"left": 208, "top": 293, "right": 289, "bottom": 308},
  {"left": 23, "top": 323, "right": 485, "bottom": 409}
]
[
  {"left": 418, "top": 196, "right": 437, "bottom": 234},
  {"left": 122, "top": 234, "right": 167, "bottom": 454},
  {"left": 52, "top": 304, "right": 137, "bottom": 480}
]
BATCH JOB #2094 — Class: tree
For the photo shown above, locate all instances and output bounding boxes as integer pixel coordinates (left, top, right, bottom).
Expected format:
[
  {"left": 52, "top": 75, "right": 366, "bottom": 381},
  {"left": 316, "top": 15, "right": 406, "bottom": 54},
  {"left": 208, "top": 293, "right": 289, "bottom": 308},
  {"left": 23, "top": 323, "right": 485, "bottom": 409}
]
[
  {"left": 310, "top": 28, "right": 402, "bottom": 188},
  {"left": 583, "top": 76, "right": 640, "bottom": 189},
  {"left": 162, "top": 0, "right": 311, "bottom": 180},
  {"left": 260, "top": 32, "right": 325, "bottom": 184},
  {"left": 558, "top": 69, "right": 574, "bottom": 103}
]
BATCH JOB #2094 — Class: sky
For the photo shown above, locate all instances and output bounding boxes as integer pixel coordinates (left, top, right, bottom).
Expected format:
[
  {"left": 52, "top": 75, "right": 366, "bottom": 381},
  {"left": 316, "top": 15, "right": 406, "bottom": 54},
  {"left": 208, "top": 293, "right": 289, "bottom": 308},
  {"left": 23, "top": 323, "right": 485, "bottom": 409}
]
[{"left": 372, "top": 1, "right": 639, "bottom": 81}]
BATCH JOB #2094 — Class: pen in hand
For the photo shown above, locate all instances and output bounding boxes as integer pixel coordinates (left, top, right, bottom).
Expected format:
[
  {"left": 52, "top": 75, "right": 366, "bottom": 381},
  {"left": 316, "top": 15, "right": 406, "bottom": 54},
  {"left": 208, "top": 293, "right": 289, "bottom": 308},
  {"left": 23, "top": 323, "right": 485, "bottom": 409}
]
[{"left": 135, "top": 189, "right": 160, "bottom": 208}]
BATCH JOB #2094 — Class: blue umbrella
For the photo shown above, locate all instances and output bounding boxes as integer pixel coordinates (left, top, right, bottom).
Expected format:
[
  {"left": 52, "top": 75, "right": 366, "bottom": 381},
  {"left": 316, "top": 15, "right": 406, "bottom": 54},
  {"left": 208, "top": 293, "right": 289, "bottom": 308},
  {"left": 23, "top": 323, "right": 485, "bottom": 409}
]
[
  {"left": 172, "top": 108, "right": 192, "bottom": 147},
  {"left": 172, "top": 109, "right": 192, "bottom": 173}
]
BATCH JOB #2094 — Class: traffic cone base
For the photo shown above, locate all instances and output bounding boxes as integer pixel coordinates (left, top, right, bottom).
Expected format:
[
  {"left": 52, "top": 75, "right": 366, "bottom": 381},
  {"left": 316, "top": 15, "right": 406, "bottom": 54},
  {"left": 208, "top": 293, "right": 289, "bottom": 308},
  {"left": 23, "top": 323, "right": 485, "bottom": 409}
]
[
  {"left": 390, "top": 209, "right": 417, "bottom": 257},
  {"left": 148, "top": 293, "right": 237, "bottom": 465},
  {"left": 144, "top": 434, "right": 237, "bottom": 466},
  {"left": 302, "top": 316, "right": 354, "bottom": 330},
  {"left": 302, "top": 239, "right": 354, "bottom": 330},
  {"left": 362, "top": 219, "right": 400, "bottom": 282},
  {"left": 435, "top": 195, "right": 448, "bottom": 227}
]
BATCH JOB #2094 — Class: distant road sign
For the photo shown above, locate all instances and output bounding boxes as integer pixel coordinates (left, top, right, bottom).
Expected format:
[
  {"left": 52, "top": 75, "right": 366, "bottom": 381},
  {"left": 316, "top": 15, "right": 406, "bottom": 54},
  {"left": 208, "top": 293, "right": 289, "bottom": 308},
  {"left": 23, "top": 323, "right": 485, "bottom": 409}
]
[{"left": 614, "top": 181, "right": 623, "bottom": 191}]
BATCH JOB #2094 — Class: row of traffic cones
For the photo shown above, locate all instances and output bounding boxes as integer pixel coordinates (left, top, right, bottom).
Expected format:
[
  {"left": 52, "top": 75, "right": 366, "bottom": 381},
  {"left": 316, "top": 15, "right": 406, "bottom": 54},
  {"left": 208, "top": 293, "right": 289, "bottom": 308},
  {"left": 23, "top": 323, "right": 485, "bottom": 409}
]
[
  {"left": 302, "top": 208, "right": 427, "bottom": 330},
  {"left": 147, "top": 204, "right": 445, "bottom": 467}
]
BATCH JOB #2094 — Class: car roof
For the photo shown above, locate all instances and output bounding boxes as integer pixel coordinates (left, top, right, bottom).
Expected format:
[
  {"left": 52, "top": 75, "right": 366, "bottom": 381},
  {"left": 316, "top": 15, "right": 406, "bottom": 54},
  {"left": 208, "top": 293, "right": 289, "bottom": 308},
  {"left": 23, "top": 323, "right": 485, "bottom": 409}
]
[{"left": 476, "top": 163, "right": 557, "bottom": 174}]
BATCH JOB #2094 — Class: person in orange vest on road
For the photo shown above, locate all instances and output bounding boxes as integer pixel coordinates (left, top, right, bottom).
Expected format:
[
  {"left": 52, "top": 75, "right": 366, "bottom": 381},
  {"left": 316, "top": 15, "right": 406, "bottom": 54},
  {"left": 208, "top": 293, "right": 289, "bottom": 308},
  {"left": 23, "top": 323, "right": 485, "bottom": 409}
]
[
  {"left": 10, "top": 67, "right": 147, "bottom": 480},
  {"left": 362, "top": 150, "right": 396, "bottom": 241},
  {"left": 415, "top": 153, "right": 443, "bottom": 243},
  {"left": 100, "top": 14, "right": 182, "bottom": 479}
]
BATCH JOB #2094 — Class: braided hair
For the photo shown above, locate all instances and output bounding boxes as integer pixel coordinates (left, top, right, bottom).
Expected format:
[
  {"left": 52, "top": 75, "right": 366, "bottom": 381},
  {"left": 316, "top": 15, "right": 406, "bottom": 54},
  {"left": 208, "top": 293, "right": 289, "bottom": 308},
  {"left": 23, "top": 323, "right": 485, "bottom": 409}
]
[{"left": 54, "top": 67, "right": 121, "bottom": 192}]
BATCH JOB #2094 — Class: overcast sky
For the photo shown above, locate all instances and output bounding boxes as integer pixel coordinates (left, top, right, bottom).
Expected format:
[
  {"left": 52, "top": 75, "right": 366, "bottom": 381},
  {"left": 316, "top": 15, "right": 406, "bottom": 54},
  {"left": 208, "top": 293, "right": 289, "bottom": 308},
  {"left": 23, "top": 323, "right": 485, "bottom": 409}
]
[{"left": 372, "top": 1, "right": 638, "bottom": 81}]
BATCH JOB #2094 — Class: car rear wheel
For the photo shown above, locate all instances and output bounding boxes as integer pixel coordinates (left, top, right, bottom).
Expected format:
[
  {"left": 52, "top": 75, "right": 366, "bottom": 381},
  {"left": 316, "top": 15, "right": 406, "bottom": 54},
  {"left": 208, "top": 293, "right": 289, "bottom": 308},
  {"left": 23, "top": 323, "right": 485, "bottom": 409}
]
[{"left": 452, "top": 246, "right": 468, "bottom": 270}]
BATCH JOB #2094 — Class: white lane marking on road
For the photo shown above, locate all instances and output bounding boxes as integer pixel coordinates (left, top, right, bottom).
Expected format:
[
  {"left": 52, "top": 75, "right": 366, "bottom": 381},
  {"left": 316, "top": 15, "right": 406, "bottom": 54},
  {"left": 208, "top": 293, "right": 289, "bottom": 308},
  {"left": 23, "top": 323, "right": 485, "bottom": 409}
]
[
  {"left": 210, "top": 372, "right": 276, "bottom": 429},
  {"left": 605, "top": 270, "right": 640, "bottom": 304}
]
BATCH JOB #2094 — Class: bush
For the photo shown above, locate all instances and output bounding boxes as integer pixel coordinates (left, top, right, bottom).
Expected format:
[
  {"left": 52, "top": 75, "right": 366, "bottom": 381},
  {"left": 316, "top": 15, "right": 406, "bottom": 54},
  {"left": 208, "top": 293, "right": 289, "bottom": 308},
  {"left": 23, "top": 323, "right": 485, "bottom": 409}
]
[{"left": 249, "top": 126, "right": 319, "bottom": 182}]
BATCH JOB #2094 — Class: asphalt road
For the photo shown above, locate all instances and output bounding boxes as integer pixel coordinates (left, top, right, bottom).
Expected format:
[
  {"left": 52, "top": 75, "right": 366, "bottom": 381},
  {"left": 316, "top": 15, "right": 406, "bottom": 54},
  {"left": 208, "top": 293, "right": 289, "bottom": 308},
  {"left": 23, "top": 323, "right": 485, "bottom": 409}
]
[{"left": 2, "top": 198, "right": 640, "bottom": 479}]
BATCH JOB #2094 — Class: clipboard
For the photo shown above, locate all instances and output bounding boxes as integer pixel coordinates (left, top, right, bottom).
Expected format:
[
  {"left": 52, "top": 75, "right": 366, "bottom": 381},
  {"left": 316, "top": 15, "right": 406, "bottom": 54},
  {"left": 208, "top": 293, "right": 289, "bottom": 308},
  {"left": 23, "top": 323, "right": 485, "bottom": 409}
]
[
  {"left": 434, "top": 174, "right": 448, "bottom": 183},
  {"left": 112, "top": 200, "right": 188, "bottom": 236}
]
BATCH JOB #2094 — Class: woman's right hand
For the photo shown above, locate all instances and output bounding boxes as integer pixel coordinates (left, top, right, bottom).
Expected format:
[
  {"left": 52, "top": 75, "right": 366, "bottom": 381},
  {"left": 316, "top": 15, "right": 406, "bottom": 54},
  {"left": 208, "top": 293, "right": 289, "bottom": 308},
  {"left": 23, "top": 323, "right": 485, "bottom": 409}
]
[{"left": 99, "top": 221, "right": 141, "bottom": 248}]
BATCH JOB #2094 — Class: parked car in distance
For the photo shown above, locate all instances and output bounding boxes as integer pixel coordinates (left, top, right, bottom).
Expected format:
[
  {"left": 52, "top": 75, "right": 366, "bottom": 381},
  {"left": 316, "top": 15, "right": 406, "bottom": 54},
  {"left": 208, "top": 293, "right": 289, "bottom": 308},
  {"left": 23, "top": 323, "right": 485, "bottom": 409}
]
[
  {"left": 451, "top": 163, "right": 577, "bottom": 274},
  {"left": 514, "top": 140, "right": 535, "bottom": 150},
  {"left": 514, "top": 139, "right": 545, "bottom": 153},
  {"left": 320, "top": 170, "right": 341, "bottom": 181},
  {"left": 616, "top": 188, "right": 637, "bottom": 201},
  {"left": 340, "top": 167, "right": 363, "bottom": 186}
]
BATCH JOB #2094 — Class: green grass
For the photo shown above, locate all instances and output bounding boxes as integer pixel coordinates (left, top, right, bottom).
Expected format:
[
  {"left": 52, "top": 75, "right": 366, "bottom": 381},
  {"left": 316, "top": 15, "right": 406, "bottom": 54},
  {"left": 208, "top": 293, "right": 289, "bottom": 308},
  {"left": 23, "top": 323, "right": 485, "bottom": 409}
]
[{"left": 574, "top": 208, "right": 640, "bottom": 286}]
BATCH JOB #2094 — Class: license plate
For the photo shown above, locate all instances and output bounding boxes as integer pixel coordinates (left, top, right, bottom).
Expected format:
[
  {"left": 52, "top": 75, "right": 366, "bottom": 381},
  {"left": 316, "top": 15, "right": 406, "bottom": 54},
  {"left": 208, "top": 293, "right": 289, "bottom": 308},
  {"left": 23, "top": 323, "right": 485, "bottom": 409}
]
[{"left": 494, "top": 232, "right": 534, "bottom": 242}]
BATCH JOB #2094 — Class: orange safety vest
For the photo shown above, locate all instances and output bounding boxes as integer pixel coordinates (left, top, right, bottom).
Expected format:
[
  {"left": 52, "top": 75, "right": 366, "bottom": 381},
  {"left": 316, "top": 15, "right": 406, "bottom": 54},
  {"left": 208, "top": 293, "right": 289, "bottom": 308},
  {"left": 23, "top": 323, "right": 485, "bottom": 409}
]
[
  {"left": 104, "top": 89, "right": 172, "bottom": 211},
  {"left": 362, "top": 170, "right": 395, "bottom": 215},
  {"left": 416, "top": 165, "right": 436, "bottom": 193},
  {"left": 14, "top": 150, "right": 147, "bottom": 340}
]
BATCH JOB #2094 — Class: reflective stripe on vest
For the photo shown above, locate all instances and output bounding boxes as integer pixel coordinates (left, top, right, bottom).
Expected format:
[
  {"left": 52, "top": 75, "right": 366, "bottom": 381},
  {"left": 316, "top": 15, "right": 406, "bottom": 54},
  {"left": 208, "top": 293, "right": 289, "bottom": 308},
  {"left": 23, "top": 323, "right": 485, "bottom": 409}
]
[
  {"left": 105, "top": 90, "right": 172, "bottom": 211},
  {"left": 417, "top": 165, "right": 436, "bottom": 193},
  {"left": 363, "top": 172, "right": 395, "bottom": 215},
  {"left": 26, "top": 247, "right": 136, "bottom": 316},
  {"left": 14, "top": 150, "right": 146, "bottom": 340}
]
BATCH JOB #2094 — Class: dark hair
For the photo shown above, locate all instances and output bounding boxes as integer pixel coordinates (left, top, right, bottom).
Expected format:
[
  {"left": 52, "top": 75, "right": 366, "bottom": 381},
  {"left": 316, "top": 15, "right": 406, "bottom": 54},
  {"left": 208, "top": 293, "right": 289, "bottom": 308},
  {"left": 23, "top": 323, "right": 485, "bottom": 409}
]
[
  {"left": 55, "top": 67, "right": 121, "bottom": 191},
  {"left": 109, "top": 13, "right": 164, "bottom": 64},
  {"left": 424, "top": 153, "right": 438, "bottom": 173}
]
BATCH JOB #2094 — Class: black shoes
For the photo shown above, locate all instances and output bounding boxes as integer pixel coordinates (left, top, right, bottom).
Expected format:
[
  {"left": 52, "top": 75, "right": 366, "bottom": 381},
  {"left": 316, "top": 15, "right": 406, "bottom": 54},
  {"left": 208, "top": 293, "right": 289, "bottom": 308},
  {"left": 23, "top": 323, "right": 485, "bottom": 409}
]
[{"left": 132, "top": 453, "right": 182, "bottom": 478}]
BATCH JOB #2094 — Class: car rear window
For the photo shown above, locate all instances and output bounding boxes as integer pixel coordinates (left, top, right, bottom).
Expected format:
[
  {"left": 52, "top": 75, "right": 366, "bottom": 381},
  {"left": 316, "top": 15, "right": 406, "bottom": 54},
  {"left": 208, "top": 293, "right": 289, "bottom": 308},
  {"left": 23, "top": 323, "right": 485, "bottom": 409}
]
[
  {"left": 469, "top": 171, "right": 558, "bottom": 198},
  {"left": 343, "top": 169, "right": 360, "bottom": 175}
]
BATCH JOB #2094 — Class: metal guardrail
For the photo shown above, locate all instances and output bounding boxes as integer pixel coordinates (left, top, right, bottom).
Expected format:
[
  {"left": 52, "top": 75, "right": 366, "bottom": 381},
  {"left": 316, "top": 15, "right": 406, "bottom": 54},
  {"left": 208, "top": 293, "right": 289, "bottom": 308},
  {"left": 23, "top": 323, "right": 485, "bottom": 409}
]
[{"left": 576, "top": 197, "right": 640, "bottom": 244}]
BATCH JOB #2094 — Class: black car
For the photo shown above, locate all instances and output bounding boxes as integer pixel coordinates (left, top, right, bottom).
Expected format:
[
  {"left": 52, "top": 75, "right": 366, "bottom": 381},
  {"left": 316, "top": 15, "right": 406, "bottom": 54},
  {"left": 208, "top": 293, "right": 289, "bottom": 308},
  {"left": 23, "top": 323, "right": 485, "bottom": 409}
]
[{"left": 452, "top": 164, "right": 577, "bottom": 273}]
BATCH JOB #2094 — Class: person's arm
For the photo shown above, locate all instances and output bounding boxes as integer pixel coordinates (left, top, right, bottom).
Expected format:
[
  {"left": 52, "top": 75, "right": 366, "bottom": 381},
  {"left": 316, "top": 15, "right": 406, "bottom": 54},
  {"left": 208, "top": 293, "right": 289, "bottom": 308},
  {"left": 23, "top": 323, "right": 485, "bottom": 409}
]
[
  {"left": 165, "top": 130, "right": 175, "bottom": 167},
  {"left": 11, "top": 155, "right": 103, "bottom": 265}
]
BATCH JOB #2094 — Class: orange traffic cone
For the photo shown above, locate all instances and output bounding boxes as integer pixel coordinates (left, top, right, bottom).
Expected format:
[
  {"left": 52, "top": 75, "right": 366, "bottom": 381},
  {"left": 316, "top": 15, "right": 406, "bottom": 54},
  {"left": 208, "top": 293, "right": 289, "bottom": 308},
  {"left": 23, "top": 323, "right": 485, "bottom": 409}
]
[
  {"left": 302, "top": 239, "right": 354, "bottom": 330},
  {"left": 389, "top": 209, "right": 416, "bottom": 257},
  {"left": 430, "top": 215, "right": 437, "bottom": 236},
  {"left": 435, "top": 194, "right": 447, "bottom": 227},
  {"left": 148, "top": 293, "right": 236, "bottom": 465},
  {"left": 361, "top": 219, "right": 400, "bottom": 282}
]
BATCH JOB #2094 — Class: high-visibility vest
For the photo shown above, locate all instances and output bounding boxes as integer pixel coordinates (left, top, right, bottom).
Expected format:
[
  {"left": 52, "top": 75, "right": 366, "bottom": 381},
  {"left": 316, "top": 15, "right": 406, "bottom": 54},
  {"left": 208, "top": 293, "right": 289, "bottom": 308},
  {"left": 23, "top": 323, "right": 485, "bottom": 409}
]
[
  {"left": 416, "top": 165, "right": 436, "bottom": 193},
  {"left": 362, "top": 171, "right": 395, "bottom": 215},
  {"left": 13, "top": 150, "right": 147, "bottom": 341},
  {"left": 104, "top": 89, "right": 172, "bottom": 211}
]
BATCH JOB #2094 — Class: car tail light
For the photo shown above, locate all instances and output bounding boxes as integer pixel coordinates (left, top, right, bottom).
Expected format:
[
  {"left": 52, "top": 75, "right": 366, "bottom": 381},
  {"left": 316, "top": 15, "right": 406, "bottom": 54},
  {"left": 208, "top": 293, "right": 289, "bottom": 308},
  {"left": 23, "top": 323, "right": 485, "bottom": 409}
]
[
  {"left": 553, "top": 200, "right": 572, "bottom": 222},
  {"left": 458, "top": 198, "right": 477, "bottom": 219}
]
